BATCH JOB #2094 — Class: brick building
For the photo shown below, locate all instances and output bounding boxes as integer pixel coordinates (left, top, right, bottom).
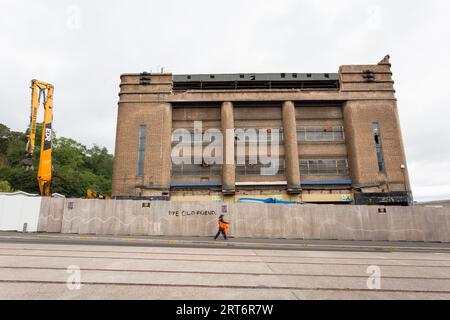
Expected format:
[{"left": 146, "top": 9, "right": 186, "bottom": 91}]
[{"left": 112, "top": 55, "right": 412, "bottom": 205}]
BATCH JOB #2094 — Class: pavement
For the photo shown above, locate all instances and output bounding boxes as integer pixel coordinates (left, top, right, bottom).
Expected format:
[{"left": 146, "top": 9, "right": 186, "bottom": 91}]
[
  {"left": 0, "top": 231, "right": 450, "bottom": 299},
  {"left": 0, "top": 231, "right": 449, "bottom": 253}
]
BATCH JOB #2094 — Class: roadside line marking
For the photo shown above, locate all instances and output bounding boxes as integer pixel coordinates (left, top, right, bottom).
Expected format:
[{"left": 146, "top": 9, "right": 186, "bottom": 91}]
[
  {"left": 1, "top": 253, "right": 449, "bottom": 267},
  {"left": 1, "top": 266, "right": 450, "bottom": 280},
  {"left": 1, "top": 236, "right": 449, "bottom": 253},
  {"left": 1, "top": 279, "right": 450, "bottom": 294},
  {"left": 1, "top": 246, "right": 450, "bottom": 261}
]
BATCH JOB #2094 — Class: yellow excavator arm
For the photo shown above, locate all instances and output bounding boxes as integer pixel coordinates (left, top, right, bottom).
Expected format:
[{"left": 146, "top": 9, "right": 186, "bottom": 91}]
[{"left": 23, "top": 79, "right": 54, "bottom": 196}]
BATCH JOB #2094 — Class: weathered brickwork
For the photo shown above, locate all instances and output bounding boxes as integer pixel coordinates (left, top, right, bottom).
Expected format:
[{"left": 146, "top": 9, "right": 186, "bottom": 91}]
[{"left": 112, "top": 56, "right": 412, "bottom": 205}]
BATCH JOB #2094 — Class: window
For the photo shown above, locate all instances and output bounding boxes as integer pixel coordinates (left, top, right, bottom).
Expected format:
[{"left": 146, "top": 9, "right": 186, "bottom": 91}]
[
  {"left": 236, "top": 158, "right": 285, "bottom": 177},
  {"left": 171, "top": 129, "right": 204, "bottom": 144},
  {"left": 257, "top": 130, "right": 283, "bottom": 143},
  {"left": 372, "top": 123, "right": 385, "bottom": 172},
  {"left": 300, "top": 159, "right": 349, "bottom": 176},
  {"left": 171, "top": 163, "right": 222, "bottom": 177},
  {"left": 297, "top": 126, "right": 344, "bottom": 142},
  {"left": 234, "top": 128, "right": 284, "bottom": 143},
  {"left": 137, "top": 125, "right": 146, "bottom": 176}
]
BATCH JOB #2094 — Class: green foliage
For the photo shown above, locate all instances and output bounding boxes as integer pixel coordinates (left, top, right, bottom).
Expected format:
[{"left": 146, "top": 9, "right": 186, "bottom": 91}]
[
  {"left": 85, "top": 145, "right": 114, "bottom": 178},
  {"left": 2, "top": 167, "right": 39, "bottom": 193},
  {"left": 0, "top": 123, "right": 113, "bottom": 197},
  {"left": 7, "top": 138, "right": 27, "bottom": 167},
  {"left": 53, "top": 137, "right": 86, "bottom": 169},
  {"left": 1, "top": 124, "right": 27, "bottom": 167},
  {"left": 0, "top": 180, "right": 13, "bottom": 192}
]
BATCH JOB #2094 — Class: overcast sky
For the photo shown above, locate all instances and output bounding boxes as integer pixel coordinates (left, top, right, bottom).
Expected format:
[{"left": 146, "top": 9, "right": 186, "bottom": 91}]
[{"left": 0, "top": 0, "right": 449, "bottom": 201}]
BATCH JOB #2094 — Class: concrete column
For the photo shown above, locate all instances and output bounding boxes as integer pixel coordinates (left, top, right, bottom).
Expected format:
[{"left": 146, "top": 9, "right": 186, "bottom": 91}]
[
  {"left": 221, "top": 102, "right": 235, "bottom": 194},
  {"left": 282, "top": 101, "right": 301, "bottom": 194},
  {"left": 392, "top": 101, "right": 411, "bottom": 192},
  {"left": 161, "top": 103, "right": 173, "bottom": 190}
]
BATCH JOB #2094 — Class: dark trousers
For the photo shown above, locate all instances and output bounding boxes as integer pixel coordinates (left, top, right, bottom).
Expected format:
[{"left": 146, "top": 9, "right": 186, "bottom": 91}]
[{"left": 214, "top": 229, "right": 228, "bottom": 240}]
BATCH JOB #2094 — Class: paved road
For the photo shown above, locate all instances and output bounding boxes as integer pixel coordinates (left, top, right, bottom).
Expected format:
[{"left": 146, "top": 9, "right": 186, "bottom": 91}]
[
  {"left": 1, "top": 234, "right": 450, "bottom": 299},
  {"left": 1, "top": 231, "right": 449, "bottom": 253}
]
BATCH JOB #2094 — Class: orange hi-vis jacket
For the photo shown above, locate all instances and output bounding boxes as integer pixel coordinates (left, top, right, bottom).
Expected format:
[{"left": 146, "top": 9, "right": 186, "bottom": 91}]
[{"left": 219, "top": 218, "right": 229, "bottom": 233}]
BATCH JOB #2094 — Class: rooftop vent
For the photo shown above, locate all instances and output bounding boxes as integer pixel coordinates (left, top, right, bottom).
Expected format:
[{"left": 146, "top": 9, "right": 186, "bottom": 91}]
[
  {"left": 139, "top": 72, "right": 151, "bottom": 85},
  {"left": 363, "top": 70, "right": 375, "bottom": 82}
]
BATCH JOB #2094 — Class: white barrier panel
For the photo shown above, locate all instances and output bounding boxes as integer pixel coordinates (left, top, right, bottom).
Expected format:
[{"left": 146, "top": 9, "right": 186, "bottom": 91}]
[
  {"left": 37, "top": 198, "right": 450, "bottom": 242},
  {"left": 0, "top": 195, "right": 42, "bottom": 232}
]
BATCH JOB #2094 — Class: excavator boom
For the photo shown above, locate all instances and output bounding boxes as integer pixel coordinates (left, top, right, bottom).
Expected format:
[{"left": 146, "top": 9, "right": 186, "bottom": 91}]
[{"left": 24, "top": 80, "right": 54, "bottom": 196}]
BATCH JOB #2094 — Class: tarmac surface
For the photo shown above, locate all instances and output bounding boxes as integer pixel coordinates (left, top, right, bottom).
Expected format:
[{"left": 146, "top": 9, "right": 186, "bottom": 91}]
[{"left": 0, "top": 232, "right": 449, "bottom": 299}]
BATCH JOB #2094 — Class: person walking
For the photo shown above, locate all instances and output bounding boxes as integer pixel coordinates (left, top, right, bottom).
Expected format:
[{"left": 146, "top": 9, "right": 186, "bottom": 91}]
[{"left": 214, "top": 214, "right": 229, "bottom": 240}]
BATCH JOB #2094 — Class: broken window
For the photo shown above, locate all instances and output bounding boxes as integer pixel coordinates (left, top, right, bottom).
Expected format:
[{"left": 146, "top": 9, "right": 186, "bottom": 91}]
[
  {"left": 236, "top": 158, "right": 285, "bottom": 177},
  {"left": 297, "top": 126, "right": 345, "bottom": 142},
  {"left": 300, "top": 159, "right": 349, "bottom": 176},
  {"left": 372, "top": 122, "right": 385, "bottom": 172},
  {"left": 171, "top": 163, "right": 222, "bottom": 178}
]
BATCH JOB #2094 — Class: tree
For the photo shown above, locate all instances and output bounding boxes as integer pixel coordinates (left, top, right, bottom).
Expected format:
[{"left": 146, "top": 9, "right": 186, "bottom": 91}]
[
  {"left": 84, "top": 145, "right": 113, "bottom": 178},
  {"left": 0, "top": 124, "right": 10, "bottom": 154},
  {"left": 53, "top": 137, "right": 86, "bottom": 169},
  {"left": 0, "top": 180, "right": 13, "bottom": 192},
  {"left": 0, "top": 122, "right": 114, "bottom": 197},
  {"left": 4, "top": 167, "right": 39, "bottom": 193}
]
